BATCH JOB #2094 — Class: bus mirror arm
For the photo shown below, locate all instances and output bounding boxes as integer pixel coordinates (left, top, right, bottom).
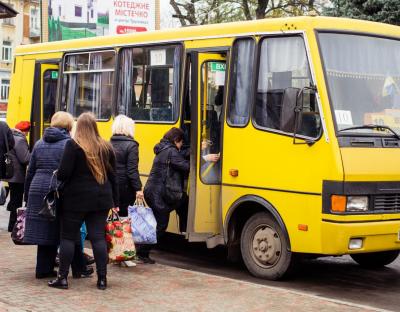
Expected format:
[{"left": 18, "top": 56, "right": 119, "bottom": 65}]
[{"left": 293, "top": 86, "right": 318, "bottom": 146}]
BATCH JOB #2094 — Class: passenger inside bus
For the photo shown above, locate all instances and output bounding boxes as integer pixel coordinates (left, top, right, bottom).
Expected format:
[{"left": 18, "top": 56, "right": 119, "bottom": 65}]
[{"left": 200, "top": 86, "right": 223, "bottom": 184}]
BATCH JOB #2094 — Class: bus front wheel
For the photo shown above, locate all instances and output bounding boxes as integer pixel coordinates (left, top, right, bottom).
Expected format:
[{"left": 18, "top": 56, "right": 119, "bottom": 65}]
[
  {"left": 240, "top": 212, "right": 294, "bottom": 280},
  {"left": 350, "top": 250, "right": 399, "bottom": 268}
]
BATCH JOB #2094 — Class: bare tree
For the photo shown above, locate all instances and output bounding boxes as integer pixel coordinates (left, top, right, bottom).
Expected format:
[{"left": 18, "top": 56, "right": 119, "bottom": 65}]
[{"left": 169, "top": 0, "right": 318, "bottom": 26}]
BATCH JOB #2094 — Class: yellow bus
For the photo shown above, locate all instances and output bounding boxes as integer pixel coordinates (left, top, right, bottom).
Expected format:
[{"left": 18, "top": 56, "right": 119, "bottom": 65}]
[{"left": 8, "top": 16, "right": 400, "bottom": 280}]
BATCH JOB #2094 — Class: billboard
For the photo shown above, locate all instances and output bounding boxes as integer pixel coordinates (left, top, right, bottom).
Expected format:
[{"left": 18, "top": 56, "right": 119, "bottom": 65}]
[
  {"left": 110, "top": 0, "right": 156, "bottom": 34},
  {"left": 47, "top": 0, "right": 157, "bottom": 42}
]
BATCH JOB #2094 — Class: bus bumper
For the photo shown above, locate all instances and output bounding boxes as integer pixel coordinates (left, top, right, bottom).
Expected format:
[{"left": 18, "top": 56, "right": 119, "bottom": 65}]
[{"left": 321, "top": 219, "right": 400, "bottom": 255}]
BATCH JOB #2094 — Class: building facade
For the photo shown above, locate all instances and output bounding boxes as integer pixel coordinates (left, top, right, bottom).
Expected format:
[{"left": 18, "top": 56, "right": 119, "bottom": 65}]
[{"left": 0, "top": 0, "right": 40, "bottom": 112}]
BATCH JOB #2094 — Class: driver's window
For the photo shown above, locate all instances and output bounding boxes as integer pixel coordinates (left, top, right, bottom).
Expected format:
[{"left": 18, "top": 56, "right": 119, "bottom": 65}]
[
  {"left": 254, "top": 36, "right": 319, "bottom": 137},
  {"left": 200, "top": 61, "right": 225, "bottom": 184}
]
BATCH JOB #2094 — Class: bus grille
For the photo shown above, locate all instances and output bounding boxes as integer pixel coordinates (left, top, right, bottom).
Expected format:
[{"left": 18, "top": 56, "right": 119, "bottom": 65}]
[{"left": 374, "top": 194, "right": 400, "bottom": 212}]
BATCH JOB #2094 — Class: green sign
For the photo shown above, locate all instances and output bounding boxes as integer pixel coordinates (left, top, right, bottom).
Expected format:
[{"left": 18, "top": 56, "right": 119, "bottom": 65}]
[
  {"left": 51, "top": 71, "right": 58, "bottom": 79},
  {"left": 210, "top": 62, "right": 226, "bottom": 72}
]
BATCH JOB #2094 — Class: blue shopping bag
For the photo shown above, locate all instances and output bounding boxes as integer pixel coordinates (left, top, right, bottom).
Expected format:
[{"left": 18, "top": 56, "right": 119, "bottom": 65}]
[{"left": 128, "top": 200, "right": 157, "bottom": 244}]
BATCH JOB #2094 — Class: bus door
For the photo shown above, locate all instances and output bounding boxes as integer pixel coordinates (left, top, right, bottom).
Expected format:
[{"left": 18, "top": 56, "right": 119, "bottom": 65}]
[
  {"left": 30, "top": 61, "right": 59, "bottom": 146},
  {"left": 188, "top": 52, "right": 226, "bottom": 244}
]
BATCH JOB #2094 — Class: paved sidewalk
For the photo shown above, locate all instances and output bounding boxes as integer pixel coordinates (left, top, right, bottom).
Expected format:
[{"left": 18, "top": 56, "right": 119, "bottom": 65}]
[{"left": 0, "top": 231, "right": 385, "bottom": 312}]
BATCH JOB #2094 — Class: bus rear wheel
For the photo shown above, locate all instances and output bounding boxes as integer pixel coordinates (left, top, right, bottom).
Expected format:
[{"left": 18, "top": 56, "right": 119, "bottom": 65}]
[
  {"left": 350, "top": 250, "right": 400, "bottom": 268},
  {"left": 240, "top": 212, "right": 293, "bottom": 280}
]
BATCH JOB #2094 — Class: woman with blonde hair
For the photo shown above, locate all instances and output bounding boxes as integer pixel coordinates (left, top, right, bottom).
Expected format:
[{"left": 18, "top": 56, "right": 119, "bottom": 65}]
[
  {"left": 110, "top": 114, "right": 143, "bottom": 217},
  {"left": 49, "top": 112, "right": 118, "bottom": 290},
  {"left": 24, "top": 111, "right": 86, "bottom": 279}
]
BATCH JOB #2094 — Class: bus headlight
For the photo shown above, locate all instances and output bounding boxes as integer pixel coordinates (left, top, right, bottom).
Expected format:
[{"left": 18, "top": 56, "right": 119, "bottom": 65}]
[{"left": 346, "top": 196, "right": 368, "bottom": 212}]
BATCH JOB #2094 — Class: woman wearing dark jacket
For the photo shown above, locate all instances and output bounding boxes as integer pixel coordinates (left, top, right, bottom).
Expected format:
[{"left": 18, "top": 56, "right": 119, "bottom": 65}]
[
  {"left": 6, "top": 121, "right": 30, "bottom": 232},
  {"left": 24, "top": 112, "right": 89, "bottom": 279},
  {"left": 140, "top": 127, "right": 189, "bottom": 263},
  {"left": 49, "top": 112, "right": 118, "bottom": 290},
  {"left": 110, "top": 115, "right": 143, "bottom": 217}
]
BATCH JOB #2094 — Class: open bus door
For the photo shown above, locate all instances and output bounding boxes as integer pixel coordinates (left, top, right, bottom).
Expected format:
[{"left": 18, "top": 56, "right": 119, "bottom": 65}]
[
  {"left": 187, "top": 52, "right": 226, "bottom": 246},
  {"left": 30, "top": 61, "right": 60, "bottom": 147}
]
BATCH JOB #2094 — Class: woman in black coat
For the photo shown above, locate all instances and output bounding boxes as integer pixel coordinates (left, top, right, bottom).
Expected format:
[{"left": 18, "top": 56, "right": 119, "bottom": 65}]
[
  {"left": 110, "top": 115, "right": 143, "bottom": 217},
  {"left": 24, "top": 112, "right": 90, "bottom": 280},
  {"left": 6, "top": 121, "right": 30, "bottom": 232},
  {"left": 140, "top": 127, "right": 189, "bottom": 263},
  {"left": 49, "top": 112, "right": 118, "bottom": 290}
]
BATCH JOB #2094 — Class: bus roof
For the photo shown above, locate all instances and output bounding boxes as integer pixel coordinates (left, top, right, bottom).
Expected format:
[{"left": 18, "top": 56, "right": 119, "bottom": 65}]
[{"left": 15, "top": 16, "right": 400, "bottom": 56}]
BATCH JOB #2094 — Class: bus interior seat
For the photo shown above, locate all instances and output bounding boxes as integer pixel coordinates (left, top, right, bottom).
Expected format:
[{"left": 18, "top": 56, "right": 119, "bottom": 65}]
[
  {"left": 280, "top": 87, "right": 299, "bottom": 133},
  {"left": 150, "top": 68, "right": 169, "bottom": 107},
  {"left": 131, "top": 107, "right": 150, "bottom": 120},
  {"left": 149, "top": 67, "right": 171, "bottom": 121},
  {"left": 255, "top": 71, "right": 292, "bottom": 129},
  {"left": 255, "top": 90, "right": 284, "bottom": 129},
  {"left": 150, "top": 105, "right": 172, "bottom": 121}
]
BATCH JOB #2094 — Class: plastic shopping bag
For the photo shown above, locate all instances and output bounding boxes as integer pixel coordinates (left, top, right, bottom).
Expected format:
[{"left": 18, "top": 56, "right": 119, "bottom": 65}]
[
  {"left": 106, "top": 209, "right": 136, "bottom": 262},
  {"left": 128, "top": 199, "right": 157, "bottom": 245},
  {"left": 11, "top": 207, "right": 29, "bottom": 245},
  {"left": 0, "top": 182, "right": 7, "bottom": 205}
]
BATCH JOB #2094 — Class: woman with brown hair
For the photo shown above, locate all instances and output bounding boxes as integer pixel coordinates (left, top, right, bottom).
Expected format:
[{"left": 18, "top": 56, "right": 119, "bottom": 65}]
[{"left": 48, "top": 112, "right": 118, "bottom": 290}]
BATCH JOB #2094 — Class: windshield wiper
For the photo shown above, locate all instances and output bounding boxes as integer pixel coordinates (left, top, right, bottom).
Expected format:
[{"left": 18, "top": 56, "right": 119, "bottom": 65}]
[{"left": 339, "top": 124, "right": 400, "bottom": 140}]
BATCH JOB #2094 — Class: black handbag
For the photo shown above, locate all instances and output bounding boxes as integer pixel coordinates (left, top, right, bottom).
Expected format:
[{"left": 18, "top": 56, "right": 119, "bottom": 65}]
[
  {"left": 162, "top": 149, "right": 183, "bottom": 205},
  {"left": 38, "top": 170, "right": 59, "bottom": 221},
  {"left": 3, "top": 132, "right": 14, "bottom": 179}
]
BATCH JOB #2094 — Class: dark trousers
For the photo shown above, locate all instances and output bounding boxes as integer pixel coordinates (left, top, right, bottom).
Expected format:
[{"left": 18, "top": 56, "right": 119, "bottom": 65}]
[
  {"left": 137, "top": 193, "right": 188, "bottom": 257},
  {"left": 59, "top": 210, "right": 109, "bottom": 277},
  {"left": 36, "top": 244, "right": 85, "bottom": 275},
  {"left": 7, "top": 182, "right": 24, "bottom": 232},
  {"left": 36, "top": 245, "right": 58, "bottom": 274}
]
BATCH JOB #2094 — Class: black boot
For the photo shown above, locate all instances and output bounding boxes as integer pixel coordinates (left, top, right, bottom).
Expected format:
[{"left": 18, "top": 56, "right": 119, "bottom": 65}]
[
  {"left": 72, "top": 266, "right": 94, "bottom": 279},
  {"left": 48, "top": 274, "right": 68, "bottom": 289},
  {"left": 97, "top": 275, "right": 107, "bottom": 290}
]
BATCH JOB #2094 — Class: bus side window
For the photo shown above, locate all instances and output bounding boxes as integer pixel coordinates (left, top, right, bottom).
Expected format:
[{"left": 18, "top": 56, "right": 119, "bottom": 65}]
[
  {"left": 62, "top": 50, "right": 115, "bottom": 120},
  {"left": 254, "top": 36, "right": 320, "bottom": 138},
  {"left": 227, "top": 38, "right": 255, "bottom": 126},
  {"left": 118, "top": 45, "right": 181, "bottom": 122}
]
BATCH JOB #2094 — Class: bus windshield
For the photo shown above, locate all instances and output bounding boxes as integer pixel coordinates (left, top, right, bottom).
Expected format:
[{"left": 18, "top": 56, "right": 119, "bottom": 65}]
[{"left": 319, "top": 33, "right": 400, "bottom": 136}]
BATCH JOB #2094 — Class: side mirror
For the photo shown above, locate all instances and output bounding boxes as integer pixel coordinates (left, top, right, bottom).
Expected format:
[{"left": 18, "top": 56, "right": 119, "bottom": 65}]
[{"left": 293, "top": 86, "right": 320, "bottom": 145}]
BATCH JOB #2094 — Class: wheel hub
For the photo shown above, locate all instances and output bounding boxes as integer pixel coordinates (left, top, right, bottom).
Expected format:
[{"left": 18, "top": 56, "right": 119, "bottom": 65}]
[{"left": 251, "top": 225, "right": 282, "bottom": 268}]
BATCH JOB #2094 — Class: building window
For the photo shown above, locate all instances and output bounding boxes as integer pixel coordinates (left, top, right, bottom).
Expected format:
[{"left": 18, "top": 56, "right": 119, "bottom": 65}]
[
  {"left": 75, "top": 6, "right": 82, "bottom": 17},
  {"left": 30, "top": 7, "right": 39, "bottom": 29},
  {"left": 91, "top": 9, "right": 94, "bottom": 18},
  {"left": 2, "top": 18, "right": 14, "bottom": 25},
  {"left": 2, "top": 41, "right": 12, "bottom": 62},
  {"left": 30, "top": 6, "right": 40, "bottom": 37},
  {"left": 0, "top": 79, "right": 10, "bottom": 101},
  {"left": 58, "top": 5, "right": 61, "bottom": 16}
]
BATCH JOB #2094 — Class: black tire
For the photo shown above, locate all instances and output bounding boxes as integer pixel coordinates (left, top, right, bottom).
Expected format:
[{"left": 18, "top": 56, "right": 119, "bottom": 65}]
[
  {"left": 240, "top": 212, "right": 294, "bottom": 280},
  {"left": 350, "top": 250, "right": 400, "bottom": 268}
]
